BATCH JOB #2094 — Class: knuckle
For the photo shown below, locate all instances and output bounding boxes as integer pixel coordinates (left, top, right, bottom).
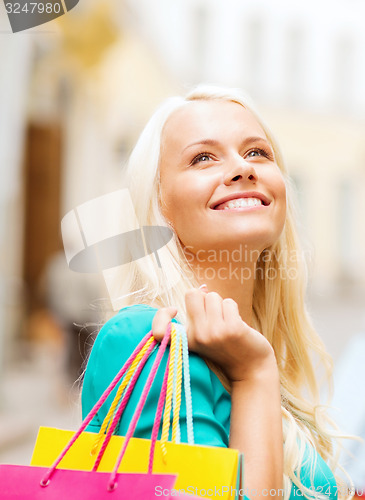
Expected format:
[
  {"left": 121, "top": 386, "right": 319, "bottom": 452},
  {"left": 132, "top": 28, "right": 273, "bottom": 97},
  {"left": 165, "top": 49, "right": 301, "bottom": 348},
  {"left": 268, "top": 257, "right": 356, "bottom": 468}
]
[
  {"left": 194, "top": 333, "right": 207, "bottom": 346},
  {"left": 223, "top": 297, "right": 238, "bottom": 307},
  {"left": 193, "top": 326, "right": 209, "bottom": 345}
]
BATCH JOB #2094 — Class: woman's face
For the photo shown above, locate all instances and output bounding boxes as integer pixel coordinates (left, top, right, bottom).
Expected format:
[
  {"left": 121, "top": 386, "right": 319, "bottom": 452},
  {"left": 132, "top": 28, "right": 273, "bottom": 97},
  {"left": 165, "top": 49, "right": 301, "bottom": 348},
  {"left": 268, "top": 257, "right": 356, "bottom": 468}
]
[{"left": 159, "top": 99, "right": 287, "bottom": 257}]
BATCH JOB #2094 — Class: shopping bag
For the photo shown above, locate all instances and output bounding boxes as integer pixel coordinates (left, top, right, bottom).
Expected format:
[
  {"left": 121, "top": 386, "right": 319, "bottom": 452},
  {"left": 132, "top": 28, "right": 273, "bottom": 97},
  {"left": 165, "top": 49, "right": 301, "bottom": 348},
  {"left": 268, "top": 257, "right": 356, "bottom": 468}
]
[
  {"left": 0, "top": 324, "right": 208, "bottom": 499},
  {"left": 0, "top": 465, "right": 178, "bottom": 499},
  {"left": 31, "top": 428, "right": 243, "bottom": 499},
  {"left": 30, "top": 322, "right": 243, "bottom": 499}
]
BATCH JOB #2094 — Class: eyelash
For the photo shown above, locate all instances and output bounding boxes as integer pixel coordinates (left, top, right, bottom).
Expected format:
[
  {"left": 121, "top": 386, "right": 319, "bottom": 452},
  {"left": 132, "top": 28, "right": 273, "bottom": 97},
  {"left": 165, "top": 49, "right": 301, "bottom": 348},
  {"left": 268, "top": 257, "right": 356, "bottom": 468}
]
[
  {"left": 191, "top": 147, "right": 274, "bottom": 165},
  {"left": 191, "top": 153, "right": 213, "bottom": 165},
  {"left": 246, "top": 148, "right": 274, "bottom": 160}
]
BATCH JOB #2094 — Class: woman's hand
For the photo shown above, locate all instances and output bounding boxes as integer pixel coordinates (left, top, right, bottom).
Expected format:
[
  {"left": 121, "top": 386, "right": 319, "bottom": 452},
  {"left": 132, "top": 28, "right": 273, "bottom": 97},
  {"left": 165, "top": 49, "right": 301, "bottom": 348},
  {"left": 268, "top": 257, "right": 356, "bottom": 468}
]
[
  {"left": 152, "top": 286, "right": 276, "bottom": 383},
  {"left": 153, "top": 287, "right": 284, "bottom": 498}
]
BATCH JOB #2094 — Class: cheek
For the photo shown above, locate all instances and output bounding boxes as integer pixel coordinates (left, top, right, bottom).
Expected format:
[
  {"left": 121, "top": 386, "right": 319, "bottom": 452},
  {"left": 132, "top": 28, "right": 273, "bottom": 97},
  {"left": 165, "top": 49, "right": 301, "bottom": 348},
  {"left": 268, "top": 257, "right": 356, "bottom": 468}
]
[
  {"left": 272, "top": 170, "right": 287, "bottom": 205},
  {"left": 159, "top": 172, "right": 195, "bottom": 225},
  {"left": 160, "top": 171, "right": 213, "bottom": 220},
  {"left": 279, "top": 178, "right": 287, "bottom": 206},
  {"left": 277, "top": 178, "right": 287, "bottom": 226}
]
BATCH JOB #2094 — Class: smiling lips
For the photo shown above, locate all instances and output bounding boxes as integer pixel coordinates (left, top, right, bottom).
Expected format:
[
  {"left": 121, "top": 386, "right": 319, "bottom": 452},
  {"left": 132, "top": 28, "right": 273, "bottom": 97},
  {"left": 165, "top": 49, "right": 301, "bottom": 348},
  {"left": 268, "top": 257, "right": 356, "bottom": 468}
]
[
  {"left": 215, "top": 197, "right": 264, "bottom": 210},
  {"left": 211, "top": 191, "right": 271, "bottom": 210}
]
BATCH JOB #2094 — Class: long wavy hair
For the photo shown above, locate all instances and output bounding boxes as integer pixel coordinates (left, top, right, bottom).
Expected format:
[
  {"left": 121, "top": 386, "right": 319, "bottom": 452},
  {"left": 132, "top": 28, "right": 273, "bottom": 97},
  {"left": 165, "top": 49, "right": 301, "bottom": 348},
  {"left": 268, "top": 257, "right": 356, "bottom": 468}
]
[{"left": 108, "top": 85, "right": 352, "bottom": 500}]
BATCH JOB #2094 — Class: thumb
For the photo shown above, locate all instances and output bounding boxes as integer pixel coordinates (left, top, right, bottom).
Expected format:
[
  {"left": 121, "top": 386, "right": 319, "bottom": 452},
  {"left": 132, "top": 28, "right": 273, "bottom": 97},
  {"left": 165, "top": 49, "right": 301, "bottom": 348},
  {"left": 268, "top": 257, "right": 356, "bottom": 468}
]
[
  {"left": 199, "top": 284, "right": 208, "bottom": 293},
  {"left": 152, "top": 306, "right": 178, "bottom": 343}
]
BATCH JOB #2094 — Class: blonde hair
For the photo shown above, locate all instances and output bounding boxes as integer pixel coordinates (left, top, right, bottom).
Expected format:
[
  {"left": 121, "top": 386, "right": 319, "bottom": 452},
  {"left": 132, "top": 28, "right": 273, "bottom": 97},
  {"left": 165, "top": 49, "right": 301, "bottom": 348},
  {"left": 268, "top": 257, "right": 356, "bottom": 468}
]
[{"left": 112, "top": 85, "right": 353, "bottom": 499}]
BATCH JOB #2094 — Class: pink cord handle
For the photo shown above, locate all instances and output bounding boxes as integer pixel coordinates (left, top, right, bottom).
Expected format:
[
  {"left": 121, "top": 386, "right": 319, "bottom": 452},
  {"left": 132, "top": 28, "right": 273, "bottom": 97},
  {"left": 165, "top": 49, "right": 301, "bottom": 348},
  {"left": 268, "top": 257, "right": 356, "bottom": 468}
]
[
  {"left": 40, "top": 329, "right": 157, "bottom": 486},
  {"left": 148, "top": 348, "right": 171, "bottom": 473},
  {"left": 107, "top": 323, "right": 172, "bottom": 491},
  {"left": 92, "top": 339, "right": 157, "bottom": 471}
]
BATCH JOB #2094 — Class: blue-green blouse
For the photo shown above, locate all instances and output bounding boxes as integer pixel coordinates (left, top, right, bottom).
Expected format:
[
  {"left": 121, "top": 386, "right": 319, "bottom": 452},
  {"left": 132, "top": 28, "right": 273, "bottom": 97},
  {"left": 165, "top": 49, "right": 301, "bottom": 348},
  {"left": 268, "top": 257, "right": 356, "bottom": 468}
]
[{"left": 81, "top": 305, "right": 338, "bottom": 499}]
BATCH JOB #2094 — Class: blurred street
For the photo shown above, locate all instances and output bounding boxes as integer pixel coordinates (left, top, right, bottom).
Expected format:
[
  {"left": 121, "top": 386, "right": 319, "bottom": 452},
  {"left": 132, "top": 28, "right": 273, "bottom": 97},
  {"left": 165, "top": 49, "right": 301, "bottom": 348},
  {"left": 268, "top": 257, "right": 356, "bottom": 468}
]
[{"left": 0, "top": 341, "right": 81, "bottom": 466}]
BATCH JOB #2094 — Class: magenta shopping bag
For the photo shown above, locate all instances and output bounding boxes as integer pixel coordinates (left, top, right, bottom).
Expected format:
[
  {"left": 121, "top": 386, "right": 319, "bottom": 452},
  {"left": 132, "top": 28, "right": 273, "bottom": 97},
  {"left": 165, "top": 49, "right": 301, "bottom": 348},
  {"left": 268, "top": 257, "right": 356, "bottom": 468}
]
[{"left": 0, "top": 465, "right": 178, "bottom": 499}]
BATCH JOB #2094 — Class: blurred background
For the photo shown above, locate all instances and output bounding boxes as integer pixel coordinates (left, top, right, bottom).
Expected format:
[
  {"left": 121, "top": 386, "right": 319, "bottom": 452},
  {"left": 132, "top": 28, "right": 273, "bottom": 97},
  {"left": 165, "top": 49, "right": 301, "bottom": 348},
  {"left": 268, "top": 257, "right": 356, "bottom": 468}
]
[{"left": 0, "top": 0, "right": 365, "bottom": 491}]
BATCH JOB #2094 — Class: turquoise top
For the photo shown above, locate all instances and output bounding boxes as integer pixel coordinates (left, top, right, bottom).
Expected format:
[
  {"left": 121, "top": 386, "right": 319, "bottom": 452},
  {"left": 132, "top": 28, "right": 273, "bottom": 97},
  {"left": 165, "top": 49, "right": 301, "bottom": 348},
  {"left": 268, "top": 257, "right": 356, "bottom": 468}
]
[{"left": 81, "top": 305, "right": 338, "bottom": 499}]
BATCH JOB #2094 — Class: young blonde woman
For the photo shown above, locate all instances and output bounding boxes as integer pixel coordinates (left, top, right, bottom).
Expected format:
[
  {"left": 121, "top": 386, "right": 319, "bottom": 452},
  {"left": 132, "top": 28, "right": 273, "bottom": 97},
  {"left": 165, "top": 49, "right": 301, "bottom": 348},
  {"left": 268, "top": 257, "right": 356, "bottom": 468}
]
[{"left": 81, "top": 85, "right": 351, "bottom": 500}]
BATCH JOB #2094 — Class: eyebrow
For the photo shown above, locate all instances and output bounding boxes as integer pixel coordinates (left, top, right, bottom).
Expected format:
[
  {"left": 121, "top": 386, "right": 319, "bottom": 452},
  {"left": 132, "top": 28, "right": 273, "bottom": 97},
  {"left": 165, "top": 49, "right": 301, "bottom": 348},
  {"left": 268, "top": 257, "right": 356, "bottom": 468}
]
[{"left": 182, "top": 136, "right": 271, "bottom": 152}]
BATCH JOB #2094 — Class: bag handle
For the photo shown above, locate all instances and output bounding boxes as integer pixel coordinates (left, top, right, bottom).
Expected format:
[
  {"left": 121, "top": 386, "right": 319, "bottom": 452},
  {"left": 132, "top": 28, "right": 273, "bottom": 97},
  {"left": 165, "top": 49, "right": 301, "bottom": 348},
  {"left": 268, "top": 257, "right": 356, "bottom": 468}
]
[
  {"left": 41, "top": 320, "right": 194, "bottom": 493},
  {"left": 178, "top": 323, "right": 194, "bottom": 445},
  {"left": 106, "top": 323, "right": 173, "bottom": 491},
  {"left": 97, "top": 322, "right": 195, "bottom": 489},
  {"left": 94, "top": 322, "right": 183, "bottom": 473},
  {"left": 91, "top": 335, "right": 158, "bottom": 455},
  {"left": 39, "top": 328, "right": 160, "bottom": 487},
  {"left": 100, "top": 322, "right": 194, "bottom": 472},
  {"left": 160, "top": 323, "right": 194, "bottom": 449},
  {"left": 91, "top": 335, "right": 162, "bottom": 470},
  {"left": 148, "top": 323, "right": 195, "bottom": 466},
  {"left": 95, "top": 321, "right": 194, "bottom": 454},
  {"left": 171, "top": 324, "right": 183, "bottom": 442}
]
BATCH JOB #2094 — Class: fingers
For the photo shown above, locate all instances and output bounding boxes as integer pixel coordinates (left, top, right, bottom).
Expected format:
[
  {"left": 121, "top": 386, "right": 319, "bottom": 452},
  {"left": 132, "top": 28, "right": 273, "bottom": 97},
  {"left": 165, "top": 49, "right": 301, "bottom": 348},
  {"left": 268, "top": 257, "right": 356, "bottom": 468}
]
[
  {"left": 152, "top": 306, "right": 177, "bottom": 343},
  {"left": 222, "top": 297, "right": 240, "bottom": 322},
  {"left": 222, "top": 297, "right": 244, "bottom": 334},
  {"left": 205, "top": 292, "right": 224, "bottom": 326},
  {"left": 185, "top": 288, "right": 206, "bottom": 326}
]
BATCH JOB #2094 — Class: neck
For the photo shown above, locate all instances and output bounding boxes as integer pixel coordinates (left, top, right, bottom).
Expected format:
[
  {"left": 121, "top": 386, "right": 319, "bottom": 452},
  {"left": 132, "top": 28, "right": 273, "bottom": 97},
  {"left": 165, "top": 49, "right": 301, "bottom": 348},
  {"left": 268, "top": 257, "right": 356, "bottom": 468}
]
[{"left": 185, "top": 249, "right": 257, "bottom": 326}]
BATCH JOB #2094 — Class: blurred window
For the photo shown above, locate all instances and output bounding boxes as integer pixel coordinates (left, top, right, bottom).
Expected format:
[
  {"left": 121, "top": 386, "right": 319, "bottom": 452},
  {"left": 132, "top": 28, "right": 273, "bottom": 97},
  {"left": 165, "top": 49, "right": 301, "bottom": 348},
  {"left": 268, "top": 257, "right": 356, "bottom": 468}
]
[
  {"left": 285, "top": 24, "right": 306, "bottom": 107},
  {"left": 242, "top": 15, "right": 265, "bottom": 99},
  {"left": 337, "top": 178, "right": 355, "bottom": 281},
  {"left": 332, "top": 35, "right": 355, "bottom": 113},
  {"left": 193, "top": 4, "right": 209, "bottom": 79}
]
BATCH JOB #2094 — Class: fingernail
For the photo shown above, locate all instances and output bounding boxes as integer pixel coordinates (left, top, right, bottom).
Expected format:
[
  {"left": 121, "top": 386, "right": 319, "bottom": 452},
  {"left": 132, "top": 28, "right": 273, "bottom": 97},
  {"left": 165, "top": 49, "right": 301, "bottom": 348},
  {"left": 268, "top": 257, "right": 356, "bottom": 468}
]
[{"left": 199, "top": 284, "right": 208, "bottom": 290}]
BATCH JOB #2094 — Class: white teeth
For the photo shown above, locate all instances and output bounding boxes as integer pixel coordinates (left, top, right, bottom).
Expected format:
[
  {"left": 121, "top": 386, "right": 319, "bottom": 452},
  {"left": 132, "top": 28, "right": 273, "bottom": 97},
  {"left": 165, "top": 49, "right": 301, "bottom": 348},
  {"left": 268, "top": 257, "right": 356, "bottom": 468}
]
[{"left": 218, "top": 197, "right": 263, "bottom": 210}]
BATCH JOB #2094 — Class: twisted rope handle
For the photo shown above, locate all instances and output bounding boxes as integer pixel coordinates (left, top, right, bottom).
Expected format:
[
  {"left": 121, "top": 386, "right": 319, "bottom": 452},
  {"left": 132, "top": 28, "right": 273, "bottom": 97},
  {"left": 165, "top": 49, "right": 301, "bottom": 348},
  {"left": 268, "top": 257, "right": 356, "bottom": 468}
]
[
  {"left": 172, "top": 325, "right": 183, "bottom": 444},
  {"left": 175, "top": 323, "right": 194, "bottom": 445},
  {"left": 155, "top": 323, "right": 195, "bottom": 464},
  {"left": 40, "top": 330, "right": 156, "bottom": 487},
  {"left": 92, "top": 339, "right": 158, "bottom": 471},
  {"left": 91, "top": 336, "right": 156, "bottom": 455},
  {"left": 159, "top": 323, "right": 177, "bottom": 462},
  {"left": 148, "top": 344, "right": 171, "bottom": 473},
  {"left": 41, "top": 319, "right": 195, "bottom": 492},
  {"left": 107, "top": 323, "right": 172, "bottom": 490},
  {"left": 94, "top": 321, "right": 192, "bottom": 473}
]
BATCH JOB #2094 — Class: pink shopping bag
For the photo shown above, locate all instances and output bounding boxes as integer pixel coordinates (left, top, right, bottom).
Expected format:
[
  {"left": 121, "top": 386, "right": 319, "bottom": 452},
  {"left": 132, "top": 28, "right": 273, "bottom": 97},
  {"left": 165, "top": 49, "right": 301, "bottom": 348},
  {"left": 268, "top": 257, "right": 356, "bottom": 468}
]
[{"left": 0, "top": 465, "right": 178, "bottom": 499}]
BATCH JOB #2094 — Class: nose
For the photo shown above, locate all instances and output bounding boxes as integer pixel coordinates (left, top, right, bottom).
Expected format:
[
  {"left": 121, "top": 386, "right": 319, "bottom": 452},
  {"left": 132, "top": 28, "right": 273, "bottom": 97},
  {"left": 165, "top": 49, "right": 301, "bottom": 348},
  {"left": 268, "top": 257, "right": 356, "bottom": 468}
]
[{"left": 223, "top": 156, "right": 258, "bottom": 186}]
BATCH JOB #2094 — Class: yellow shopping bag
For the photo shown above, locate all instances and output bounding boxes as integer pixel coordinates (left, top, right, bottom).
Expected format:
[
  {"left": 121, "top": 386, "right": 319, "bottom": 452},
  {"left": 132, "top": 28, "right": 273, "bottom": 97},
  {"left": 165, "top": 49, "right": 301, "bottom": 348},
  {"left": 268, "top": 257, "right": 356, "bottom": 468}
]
[
  {"left": 31, "top": 427, "right": 243, "bottom": 499},
  {"left": 31, "top": 324, "right": 244, "bottom": 500}
]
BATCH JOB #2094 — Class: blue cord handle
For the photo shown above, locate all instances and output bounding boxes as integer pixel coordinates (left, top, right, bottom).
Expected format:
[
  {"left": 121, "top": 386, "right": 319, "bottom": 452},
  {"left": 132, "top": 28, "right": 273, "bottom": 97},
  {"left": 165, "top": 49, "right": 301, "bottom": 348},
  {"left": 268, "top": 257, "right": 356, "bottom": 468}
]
[
  {"left": 174, "top": 322, "right": 194, "bottom": 445},
  {"left": 172, "top": 325, "right": 182, "bottom": 443}
]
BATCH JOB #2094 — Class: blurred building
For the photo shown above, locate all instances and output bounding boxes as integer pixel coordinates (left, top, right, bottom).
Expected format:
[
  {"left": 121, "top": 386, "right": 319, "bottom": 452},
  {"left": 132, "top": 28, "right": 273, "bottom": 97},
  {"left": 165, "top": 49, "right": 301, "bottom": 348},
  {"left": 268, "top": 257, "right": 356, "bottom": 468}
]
[
  {"left": 128, "top": 0, "right": 365, "bottom": 293},
  {"left": 0, "top": 1, "right": 178, "bottom": 377}
]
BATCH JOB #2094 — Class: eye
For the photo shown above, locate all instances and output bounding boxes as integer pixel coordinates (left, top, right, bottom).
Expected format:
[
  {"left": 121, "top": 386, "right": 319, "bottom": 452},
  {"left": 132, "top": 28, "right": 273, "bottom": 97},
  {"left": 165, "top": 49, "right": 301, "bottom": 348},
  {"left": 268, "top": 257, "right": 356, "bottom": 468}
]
[
  {"left": 246, "top": 148, "right": 273, "bottom": 160},
  {"left": 191, "top": 153, "right": 213, "bottom": 165}
]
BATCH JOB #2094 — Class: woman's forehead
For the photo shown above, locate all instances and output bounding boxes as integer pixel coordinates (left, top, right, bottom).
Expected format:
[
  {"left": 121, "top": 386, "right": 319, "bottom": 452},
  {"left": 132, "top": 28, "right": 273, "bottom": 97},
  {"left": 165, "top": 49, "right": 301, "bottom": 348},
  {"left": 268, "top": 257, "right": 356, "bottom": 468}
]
[{"left": 161, "top": 99, "right": 267, "bottom": 149}]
